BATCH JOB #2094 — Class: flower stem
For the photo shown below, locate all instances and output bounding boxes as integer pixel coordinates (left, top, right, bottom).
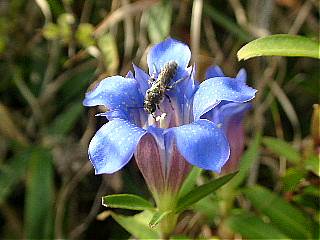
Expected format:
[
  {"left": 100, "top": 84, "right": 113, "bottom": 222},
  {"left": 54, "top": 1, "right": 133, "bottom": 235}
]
[
  {"left": 157, "top": 191, "right": 179, "bottom": 238},
  {"left": 160, "top": 212, "right": 178, "bottom": 239}
]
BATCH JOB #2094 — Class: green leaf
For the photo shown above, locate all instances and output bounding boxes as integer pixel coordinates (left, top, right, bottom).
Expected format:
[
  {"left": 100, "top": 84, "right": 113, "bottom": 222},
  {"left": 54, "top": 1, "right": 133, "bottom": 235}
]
[
  {"left": 178, "top": 166, "right": 202, "bottom": 199},
  {"left": 193, "top": 195, "right": 219, "bottom": 222},
  {"left": 111, "top": 211, "right": 160, "bottom": 239},
  {"left": 303, "top": 185, "right": 320, "bottom": 197},
  {"left": 243, "top": 185, "right": 314, "bottom": 239},
  {"left": 102, "top": 194, "right": 154, "bottom": 210},
  {"left": 227, "top": 133, "right": 261, "bottom": 188},
  {"left": 282, "top": 168, "right": 306, "bottom": 192},
  {"left": 149, "top": 210, "right": 172, "bottom": 228},
  {"left": 176, "top": 172, "right": 237, "bottom": 213},
  {"left": 48, "top": 101, "right": 83, "bottom": 136},
  {"left": 147, "top": 0, "right": 172, "bottom": 43},
  {"left": 305, "top": 154, "right": 320, "bottom": 176},
  {"left": 0, "top": 150, "right": 30, "bottom": 203},
  {"left": 24, "top": 148, "right": 54, "bottom": 239},
  {"left": 227, "top": 210, "right": 290, "bottom": 239},
  {"left": 238, "top": 34, "right": 320, "bottom": 60},
  {"left": 263, "top": 137, "right": 301, "bottom": 164}
]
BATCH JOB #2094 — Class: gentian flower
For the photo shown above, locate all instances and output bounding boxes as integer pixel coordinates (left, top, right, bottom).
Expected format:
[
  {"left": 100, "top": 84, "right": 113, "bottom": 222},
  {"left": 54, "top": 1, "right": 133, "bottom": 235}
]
[{"left": 83, "top": 38, "right": 256, "bottom": 233}]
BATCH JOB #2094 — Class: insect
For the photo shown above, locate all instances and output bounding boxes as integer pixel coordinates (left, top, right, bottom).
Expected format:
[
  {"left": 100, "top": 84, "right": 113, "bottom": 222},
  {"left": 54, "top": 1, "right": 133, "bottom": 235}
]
[{"left": 144, "top": 60, "right": 185, "bottom": 119}]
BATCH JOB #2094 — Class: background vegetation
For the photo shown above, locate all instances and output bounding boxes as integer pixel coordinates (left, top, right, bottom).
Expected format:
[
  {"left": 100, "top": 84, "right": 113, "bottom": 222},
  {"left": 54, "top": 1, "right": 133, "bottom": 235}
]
[{"left": 0, "top": 0, "right": 318, "bottom": 239}]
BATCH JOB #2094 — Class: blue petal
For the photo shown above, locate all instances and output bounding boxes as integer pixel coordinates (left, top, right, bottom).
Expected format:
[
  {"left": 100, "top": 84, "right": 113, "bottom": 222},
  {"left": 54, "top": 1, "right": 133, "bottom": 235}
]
[
  {"left": 193, "top": 77, "right": 257, "bottom": 120},
  {"left": 205, "top": 66, "right": 225, "bottom": 79},
  {"left": 206, "top": 66, "right": 247, "bottom": 84},
  {"left": 184, "top": 64, "right": 199, "bottom": 100},
  {"left": 202, "top": 102, "right": 251, "bottom": 126},
  {"left": 96, "top": 109, "right": 129, "bottom": 121},
  {"left": 147, "top": 38, "right": 191, "bottom": 76},
  {"left": 147, "top": 125, "right": 165, "bottom": 146},
  {"left": 88, "top": 119, "right": 146, "bottom": 174},
  {"left": 83, "top": 76, "right": 143, "bottom": 110},
  {"left": 133, "top": 64, "right": 150, "bottom": 95},
  {"left": 126, "top": 70, "right": 134, "bottom": 78},
  {"left": 236, "top": 68, "right": 247, "bottom": 83},
  {"left": 167, "top": 119, "right": 230, "bottom": 172},
  {"left": 217, "top": 102, "right": 251, "bottom": 128}
]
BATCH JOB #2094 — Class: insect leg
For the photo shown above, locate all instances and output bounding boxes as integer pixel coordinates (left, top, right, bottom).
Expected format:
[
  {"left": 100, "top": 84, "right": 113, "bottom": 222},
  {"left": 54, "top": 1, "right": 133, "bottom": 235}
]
[
  {"left": 167, "top": 65, "right": 194, "bottom": 89},
  {"left": 166, "top": 75, "right": 188, "bottom": 89},
  {"left": 165, "top": 94, "right": 174, "bottom": 110}
]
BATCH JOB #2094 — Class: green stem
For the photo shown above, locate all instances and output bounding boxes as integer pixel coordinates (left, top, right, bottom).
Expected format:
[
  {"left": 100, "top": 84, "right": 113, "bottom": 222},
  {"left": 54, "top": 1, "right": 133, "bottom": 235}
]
[
  {"left": 160, "top": 212, "right": 178, "bottom": 239},
  {"left": 156, "top": 191, "right": 179, "bottom": 238}
]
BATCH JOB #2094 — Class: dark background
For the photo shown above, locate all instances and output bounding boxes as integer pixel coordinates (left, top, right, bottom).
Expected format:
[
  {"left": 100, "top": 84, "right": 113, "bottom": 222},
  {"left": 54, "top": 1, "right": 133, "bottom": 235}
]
[{"left": 0, "top": 0, "right": 318, "bottom": 239}]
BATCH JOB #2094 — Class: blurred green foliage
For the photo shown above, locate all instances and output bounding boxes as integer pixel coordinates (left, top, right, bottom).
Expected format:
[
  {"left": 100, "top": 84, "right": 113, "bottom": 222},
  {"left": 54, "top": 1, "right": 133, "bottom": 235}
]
[{"left": 0, "top": 0, "right": 319, "bottom": 239}]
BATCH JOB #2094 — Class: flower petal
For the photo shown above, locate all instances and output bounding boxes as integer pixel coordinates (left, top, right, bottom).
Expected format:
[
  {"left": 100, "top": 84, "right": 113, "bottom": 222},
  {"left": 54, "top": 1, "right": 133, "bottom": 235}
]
[
  {"left": 222, "top": 113, "right": 245, "bottom": 173},
  {"left": 135, "top": 131, "right": 166, "bottom": 196},
  {"left": 96, "top": 109, "right": 129, "bottom": 121},
  {"left": 206, "top": 66, "right": 247, "bottom": 84},
  {"left": 193, "top": 77, "right": 257, "bottom": 120},
  {"left": 126, "top": 70, "right": 134, "bottom": 78},
  {"left": 203, "top": 102, "right": 251, "bottom": 127},
  {"left": 217, "top": 102, "right": 252, "bottom": 129},
  {"left": 236, "top": 68, "right": 247, "bottom": 83},
  {"left": 219, "top": 103, "right": 251, "bottom": 173},
  {"left": 88, "top": 119, "right": 146, "bottom": 174},
  {"left": 166, "top": 119, "right": 230, "bottom": 172},
  {"left": 205, "top": 66, "right": 225, "bottom": 79},
  {"left": 133, "top": 64, "right": 150, "bottom": 95},
  {"left": 83, "top": 76, "right": 143, "bottom": 110},
  {"left": 147, "top": 37, "right": 191, "bottom": 76},
  {"left": 184, "top": 64, "right": 199, "bottom": 100}
]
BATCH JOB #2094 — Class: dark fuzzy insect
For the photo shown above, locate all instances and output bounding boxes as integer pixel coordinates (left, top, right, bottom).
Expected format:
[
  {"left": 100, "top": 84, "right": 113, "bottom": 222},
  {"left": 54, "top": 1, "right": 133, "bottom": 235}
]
[{"left": 144, "top": 61, "right": 179, "bottom": 118}]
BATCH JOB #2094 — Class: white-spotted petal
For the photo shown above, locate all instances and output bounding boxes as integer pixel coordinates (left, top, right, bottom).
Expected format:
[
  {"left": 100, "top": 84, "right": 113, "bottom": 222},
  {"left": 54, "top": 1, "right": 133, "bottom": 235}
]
[
  {"left": 147, "top": 37, "right": 191, "bottom": 76},
  {"left": 88, "top": 119, "right": 146, "bottom": 174},
  {"left": 83, "top": 76, "right": 143, "bottom": 110},
  {"left": 167, "top": 119, "right": 230, "bottom": 173},
  {"left": 193, "top": 77, "right": 257, "bottom": 120}
]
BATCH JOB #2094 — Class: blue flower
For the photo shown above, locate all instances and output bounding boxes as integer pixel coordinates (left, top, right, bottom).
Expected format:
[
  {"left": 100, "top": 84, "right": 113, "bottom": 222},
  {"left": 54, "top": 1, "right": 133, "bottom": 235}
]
[{"left": 83, "top": 38, "right": 257, "bottom": 195}]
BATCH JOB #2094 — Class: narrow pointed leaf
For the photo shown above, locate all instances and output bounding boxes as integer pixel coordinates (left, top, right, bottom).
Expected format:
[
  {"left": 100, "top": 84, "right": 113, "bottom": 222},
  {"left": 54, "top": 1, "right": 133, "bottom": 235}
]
[
  {"left": 178, "top": 167, "right": 202, "bottom": 199},
  {"left": 243, "top": 185, "right": 314, "bottom": 239},
  {"left": 25, "top": 148, "right": 54, "bottom": 239},
  {"left": 263, "top": 137, "right": 300, "bottom": 164},
  {"left": 149, "top": 210, "right": 172, "bottom": 228},
  {"left": 305, "top": 154, "right": 320, "bottom": 176},
  {"left": 238, "top": 34, "right": 320, "bottom": 60},
  {"left": 176, "top": 172, "right": 237, "bottom": 213},
  {"left": 102, "top": 194, "right": 154, "bottom": 210},
  {"left": 0, "top": 150, "right": 30, "bottom": 203},
  {"left": 227, "top": 133, "right": 261, "bottom": 189},
  {"left": 227, "top": 210, "right": 290, "bottom": 239},
  {"left": 48, "top": 101, "right": 83, "bottom": 136},
  {"left": 111, "top": 211, "right": 160, "bottom": 239}
]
